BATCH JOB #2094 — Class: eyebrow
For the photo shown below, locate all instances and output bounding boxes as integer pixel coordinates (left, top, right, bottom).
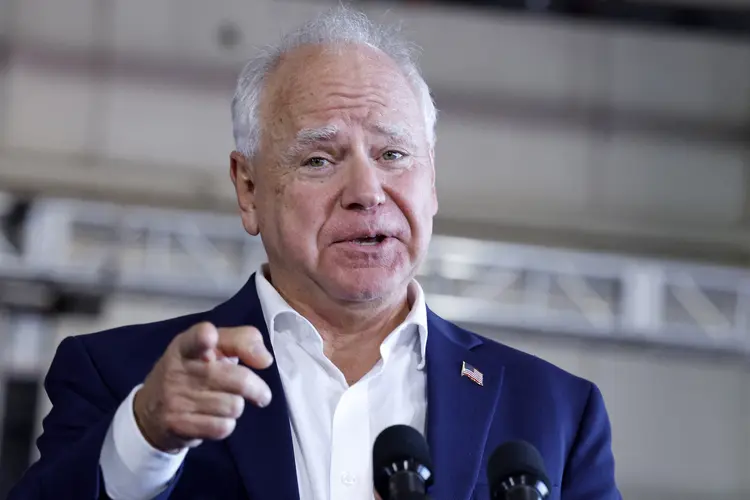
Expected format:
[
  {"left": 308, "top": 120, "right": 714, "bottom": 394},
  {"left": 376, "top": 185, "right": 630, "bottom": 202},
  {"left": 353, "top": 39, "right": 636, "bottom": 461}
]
[
  {"left": 283, "top": 124, "right": 339, "bottom": 161},
  {"left": 296, "top": 124, "right": 339, "bottom": 144},
  {"left": 370, "top": 121, "right": 418, "bottom": 149},
  {"left": 282, "top": 121, "right": 419, "bottom": 162},
  {"left": 284, "top": 125, "right": 339, "bottom": 161}
]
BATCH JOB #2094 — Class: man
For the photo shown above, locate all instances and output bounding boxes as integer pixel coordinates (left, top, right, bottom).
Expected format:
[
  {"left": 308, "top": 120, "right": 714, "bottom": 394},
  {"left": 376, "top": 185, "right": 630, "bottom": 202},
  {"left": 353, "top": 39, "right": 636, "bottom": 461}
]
[{"left": 9, "top": 7, "right": 620, "bottom": 500}]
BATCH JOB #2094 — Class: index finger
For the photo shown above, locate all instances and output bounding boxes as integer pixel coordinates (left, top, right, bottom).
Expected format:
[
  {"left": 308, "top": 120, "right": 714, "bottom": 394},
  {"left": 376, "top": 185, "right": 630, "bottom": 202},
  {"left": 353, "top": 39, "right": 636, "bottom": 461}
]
[
  {"left": 216, "top": 326, "right": 274, "bottom": 369},
  {"left": 176, "top": 322, "right": 219, "bottom": 360}
]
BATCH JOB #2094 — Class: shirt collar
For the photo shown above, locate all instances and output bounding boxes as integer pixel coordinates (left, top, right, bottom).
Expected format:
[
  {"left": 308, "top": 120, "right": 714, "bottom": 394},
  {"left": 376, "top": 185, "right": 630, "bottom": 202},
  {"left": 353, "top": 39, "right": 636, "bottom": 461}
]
[{"left": 254, "top": 264, "right": 428, "bottom": 368}]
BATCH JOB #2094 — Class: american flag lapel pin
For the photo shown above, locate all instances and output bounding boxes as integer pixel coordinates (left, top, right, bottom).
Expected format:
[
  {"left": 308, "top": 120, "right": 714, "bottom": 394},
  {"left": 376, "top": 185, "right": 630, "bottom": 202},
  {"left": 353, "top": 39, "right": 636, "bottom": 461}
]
[{"left": 461, "top": 361, "right": 484, "bottom": 386}]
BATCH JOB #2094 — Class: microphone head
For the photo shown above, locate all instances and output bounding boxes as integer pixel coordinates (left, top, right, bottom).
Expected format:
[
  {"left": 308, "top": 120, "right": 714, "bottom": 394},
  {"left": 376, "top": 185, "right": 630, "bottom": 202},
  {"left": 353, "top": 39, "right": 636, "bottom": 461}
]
[
  {"left": 373, "top": 425, "right": 434, "bottom": 499},
  {"left": 487, "top": 440, "right": 551, "bottom": 495}
]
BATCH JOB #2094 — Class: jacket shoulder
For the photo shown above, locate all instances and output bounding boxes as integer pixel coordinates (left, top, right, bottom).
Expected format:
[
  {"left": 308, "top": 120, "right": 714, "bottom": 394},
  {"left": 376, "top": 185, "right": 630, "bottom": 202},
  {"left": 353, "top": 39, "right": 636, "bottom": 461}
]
[
  {"left": 449, "top": 319, "right": 593, "bottom": 395},
  {"left": 60, "top": 310, "right": 211, "bottom": 396},
  {"left": 78, "top": 310, "right": 208, "bottom": 352}
]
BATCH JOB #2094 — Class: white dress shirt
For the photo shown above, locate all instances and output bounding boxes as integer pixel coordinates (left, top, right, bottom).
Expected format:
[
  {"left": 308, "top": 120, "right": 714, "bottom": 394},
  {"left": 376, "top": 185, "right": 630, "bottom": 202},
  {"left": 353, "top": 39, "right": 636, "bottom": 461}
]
[{"left": 99, "top": 267, "right": 429, "bottom": 500}]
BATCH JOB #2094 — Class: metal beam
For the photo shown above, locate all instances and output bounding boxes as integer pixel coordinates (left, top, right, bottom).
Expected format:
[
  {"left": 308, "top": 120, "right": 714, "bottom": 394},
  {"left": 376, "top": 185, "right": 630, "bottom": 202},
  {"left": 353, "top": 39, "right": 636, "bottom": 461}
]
[{"left": 1, "top": 193, "right": 748, "bottom": 358}]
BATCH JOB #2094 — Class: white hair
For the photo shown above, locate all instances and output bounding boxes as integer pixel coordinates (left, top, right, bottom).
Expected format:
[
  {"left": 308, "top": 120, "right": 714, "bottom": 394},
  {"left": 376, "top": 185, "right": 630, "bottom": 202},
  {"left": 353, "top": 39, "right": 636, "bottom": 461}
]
[{"left": 231, "top": 6, "right": 437, "bottom": 159}]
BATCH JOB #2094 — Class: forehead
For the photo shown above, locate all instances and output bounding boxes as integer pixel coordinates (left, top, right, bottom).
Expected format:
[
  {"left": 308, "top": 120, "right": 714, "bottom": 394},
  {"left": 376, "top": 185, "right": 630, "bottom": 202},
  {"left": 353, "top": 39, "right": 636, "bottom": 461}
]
[{"left": 261, "top": 44, "right": 425, "bottom": 140}]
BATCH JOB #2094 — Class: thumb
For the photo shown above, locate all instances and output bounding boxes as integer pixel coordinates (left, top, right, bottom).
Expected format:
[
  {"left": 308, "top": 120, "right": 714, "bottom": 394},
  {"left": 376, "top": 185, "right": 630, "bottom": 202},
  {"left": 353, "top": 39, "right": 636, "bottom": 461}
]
[{"left": 177, "top": 322, "right": 219, "bottom": 360}]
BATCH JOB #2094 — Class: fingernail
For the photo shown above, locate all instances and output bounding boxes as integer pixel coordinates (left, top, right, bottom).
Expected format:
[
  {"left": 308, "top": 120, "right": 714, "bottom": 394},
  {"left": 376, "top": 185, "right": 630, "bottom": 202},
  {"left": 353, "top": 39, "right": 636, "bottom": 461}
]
[
  {"left": 250, "top": 342, "right": 274, "bottom": 365},
  {"left": 258, "top": 389, "right": 272, "bottom": 408}
]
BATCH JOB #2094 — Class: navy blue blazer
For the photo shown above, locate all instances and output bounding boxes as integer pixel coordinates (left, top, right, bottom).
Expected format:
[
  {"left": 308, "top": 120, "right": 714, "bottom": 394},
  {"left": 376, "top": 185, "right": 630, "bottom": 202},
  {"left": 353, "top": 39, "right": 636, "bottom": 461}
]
[{"left": 9, "top": 274, "right": 620, "bottom": 499}]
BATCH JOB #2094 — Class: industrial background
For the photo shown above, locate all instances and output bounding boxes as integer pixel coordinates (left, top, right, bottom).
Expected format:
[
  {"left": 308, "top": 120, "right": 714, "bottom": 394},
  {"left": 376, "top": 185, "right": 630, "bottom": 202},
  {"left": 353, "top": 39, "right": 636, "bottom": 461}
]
[{"left": 0, "top": 0, "right": 749, "bottom": 498}]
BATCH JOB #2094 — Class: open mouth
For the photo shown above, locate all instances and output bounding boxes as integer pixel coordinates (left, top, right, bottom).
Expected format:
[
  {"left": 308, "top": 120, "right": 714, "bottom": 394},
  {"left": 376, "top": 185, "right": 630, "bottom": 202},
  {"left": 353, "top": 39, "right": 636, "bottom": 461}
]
[{"left": 349, "top": 234, "right": 387, "bottom": 246}]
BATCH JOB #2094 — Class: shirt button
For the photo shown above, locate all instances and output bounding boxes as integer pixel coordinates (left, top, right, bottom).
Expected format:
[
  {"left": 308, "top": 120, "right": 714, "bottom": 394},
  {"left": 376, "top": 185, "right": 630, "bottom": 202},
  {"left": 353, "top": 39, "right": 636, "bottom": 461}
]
[{"left": 340, "top": 472, "right": 357, "bottom": 486}]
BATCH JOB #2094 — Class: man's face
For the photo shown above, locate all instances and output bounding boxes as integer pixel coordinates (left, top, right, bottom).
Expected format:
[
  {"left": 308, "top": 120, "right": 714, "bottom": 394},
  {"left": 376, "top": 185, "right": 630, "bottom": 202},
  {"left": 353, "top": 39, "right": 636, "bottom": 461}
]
[{"left": 231, "top": 43, "right": 437, "bottom": 304}]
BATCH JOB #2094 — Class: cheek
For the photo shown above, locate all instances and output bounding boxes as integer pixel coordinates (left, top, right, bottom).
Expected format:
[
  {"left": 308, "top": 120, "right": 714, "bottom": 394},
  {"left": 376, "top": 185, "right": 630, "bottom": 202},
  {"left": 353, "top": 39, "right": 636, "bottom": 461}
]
[
  {"left": 396, "top": 170, "right": 436, "bottom": 225},
  {"left": 273, "top": 184, "right": 328, "bottom": 241}
]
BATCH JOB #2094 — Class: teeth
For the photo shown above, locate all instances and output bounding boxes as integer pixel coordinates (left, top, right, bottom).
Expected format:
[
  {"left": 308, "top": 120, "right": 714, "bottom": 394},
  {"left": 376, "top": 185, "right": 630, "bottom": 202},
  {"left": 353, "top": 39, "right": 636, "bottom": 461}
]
[{"left": 354, "top": 237, "right": 379, "bottom": 245}]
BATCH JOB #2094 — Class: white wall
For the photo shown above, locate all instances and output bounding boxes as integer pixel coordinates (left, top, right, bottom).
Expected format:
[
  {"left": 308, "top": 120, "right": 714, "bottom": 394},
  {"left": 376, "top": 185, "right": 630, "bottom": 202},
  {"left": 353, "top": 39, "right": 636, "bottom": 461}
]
[{"left": 32, "top": 295, "right": 746, "bottom": 499}]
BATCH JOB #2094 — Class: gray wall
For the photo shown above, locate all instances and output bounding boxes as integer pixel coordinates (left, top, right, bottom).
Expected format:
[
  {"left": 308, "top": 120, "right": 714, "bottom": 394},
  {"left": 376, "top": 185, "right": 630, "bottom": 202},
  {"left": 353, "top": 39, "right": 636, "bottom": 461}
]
[
  {"left": 494, "top": 332, "right": 750, "bottom": 500},
  {"left": 1, "top": 0, "right": 748, "bottom": 262}
]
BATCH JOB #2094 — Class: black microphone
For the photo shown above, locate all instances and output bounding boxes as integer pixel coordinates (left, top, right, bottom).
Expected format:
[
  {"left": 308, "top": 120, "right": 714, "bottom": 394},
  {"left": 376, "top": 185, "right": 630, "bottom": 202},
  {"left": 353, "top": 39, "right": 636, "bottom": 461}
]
[
  {"left": 487, "top": 440, "right": 551, "bottom": 500},
  {"left": 373, "top": 424, "right": 434, "bottom": 500}
]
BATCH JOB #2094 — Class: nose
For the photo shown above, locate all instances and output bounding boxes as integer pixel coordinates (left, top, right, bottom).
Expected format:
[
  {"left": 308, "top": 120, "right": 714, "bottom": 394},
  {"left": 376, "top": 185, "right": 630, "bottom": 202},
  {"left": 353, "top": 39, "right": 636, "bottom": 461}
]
[{"left": 340, "top": 156, "right": 386, "bottom": 211}]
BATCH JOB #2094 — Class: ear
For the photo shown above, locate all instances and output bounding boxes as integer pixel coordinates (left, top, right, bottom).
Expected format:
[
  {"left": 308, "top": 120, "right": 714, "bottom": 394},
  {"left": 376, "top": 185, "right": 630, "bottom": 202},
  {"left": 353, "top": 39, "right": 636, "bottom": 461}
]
[{"left": 230, "top": 151, "right": 260, "bottom": 236}]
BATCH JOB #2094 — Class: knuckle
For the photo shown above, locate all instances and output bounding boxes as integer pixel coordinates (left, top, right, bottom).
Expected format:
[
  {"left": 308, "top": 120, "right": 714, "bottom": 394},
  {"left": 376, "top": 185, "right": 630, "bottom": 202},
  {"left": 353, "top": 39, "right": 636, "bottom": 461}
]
[
  {"left": 211, "top": 418, "right": 236, "bottom": 440},
  {"left": 195, "top": 322, "right": 217, "bottom": 343},
  {"left": 231, "top": 326, "right": 261, "bottom": 346},
  {"left": 210, "top": 364, "right": 236, "bottom": 392},
  {"left": 246, "top": 328, "right": 263, "bottom": 344},
  {"left": 163, "top": 372, "right": 190, "bottom": 396},
  {"left": 158, "top": 351, "right": 181, "bottom": 373},
  {"left": 203, "top": 362, "right": 219, "bottom": 382},
  {"left": 163, "top": 412, "right": 182, "bottom": 433},
  {"left": 162, "top": 365, "right": 180, "bottom": 382},
  {"left": 229, "top": 395, "right": 245, "bottom": 418},
  {"left": 240, "top": 369, "right": 256, "bottom": 395},
  {"left": 161, "top": 395, "right": 176, "bottom": 414},
  {"left": 193, "top": 321, "right": 214, "bottom": 334},
  {"left": 166, "top": 392, "right": 193, "bottom": 416}
]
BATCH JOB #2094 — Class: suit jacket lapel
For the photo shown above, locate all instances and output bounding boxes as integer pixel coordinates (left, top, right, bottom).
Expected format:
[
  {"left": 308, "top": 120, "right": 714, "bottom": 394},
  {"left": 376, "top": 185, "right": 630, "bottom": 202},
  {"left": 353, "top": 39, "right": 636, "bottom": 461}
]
[
  {"left": 426, "top": 309, "right": 505, "bottom": 500},
  {"left": 209, "top": 274, "right": 300, "bottom": 500},
  {"left": 208, "top": 277, "right": 504, "bottom": 500}
]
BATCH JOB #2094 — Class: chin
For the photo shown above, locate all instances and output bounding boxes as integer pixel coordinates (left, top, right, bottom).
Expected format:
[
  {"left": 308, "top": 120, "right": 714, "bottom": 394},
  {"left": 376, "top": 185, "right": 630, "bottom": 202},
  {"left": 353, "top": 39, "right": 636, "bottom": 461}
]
[{"left": 326, "top": 267, "right": 407, "bottom": 302}]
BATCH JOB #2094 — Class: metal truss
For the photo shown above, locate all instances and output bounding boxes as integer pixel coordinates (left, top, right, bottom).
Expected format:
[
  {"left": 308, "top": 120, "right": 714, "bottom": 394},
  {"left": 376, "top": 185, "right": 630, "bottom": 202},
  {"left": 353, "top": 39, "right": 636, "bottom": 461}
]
[{"left": 0, "top": 193, "right": 748, "bottom": 358}]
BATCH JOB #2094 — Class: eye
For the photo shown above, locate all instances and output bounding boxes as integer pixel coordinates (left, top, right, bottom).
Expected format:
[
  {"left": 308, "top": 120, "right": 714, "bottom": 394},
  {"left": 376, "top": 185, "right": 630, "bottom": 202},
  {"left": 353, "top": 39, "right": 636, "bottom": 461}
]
[
  {"left": 382, "top": 150, "right": 405, "bottom": 161},
  {"left": 303, "top": 157, "right": 330, "bottom": 168}
]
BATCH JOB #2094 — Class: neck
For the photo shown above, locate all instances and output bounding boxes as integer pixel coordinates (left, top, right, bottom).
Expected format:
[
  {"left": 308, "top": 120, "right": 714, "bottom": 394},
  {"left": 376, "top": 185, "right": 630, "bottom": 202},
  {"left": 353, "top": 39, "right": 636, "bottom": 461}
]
[{"left": 264, "top": 266, "right": 412, "bottom": 383}]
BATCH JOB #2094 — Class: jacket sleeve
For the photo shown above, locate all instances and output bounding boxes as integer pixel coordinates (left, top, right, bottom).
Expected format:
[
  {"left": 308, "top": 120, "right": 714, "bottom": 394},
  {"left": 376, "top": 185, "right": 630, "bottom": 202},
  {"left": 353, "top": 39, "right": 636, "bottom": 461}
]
[
  {"left": 561, "top": 382, "right": 622, "bottom": 500},
  {"left": 7, "top": 336, "right": 182, "bottom": 499}
]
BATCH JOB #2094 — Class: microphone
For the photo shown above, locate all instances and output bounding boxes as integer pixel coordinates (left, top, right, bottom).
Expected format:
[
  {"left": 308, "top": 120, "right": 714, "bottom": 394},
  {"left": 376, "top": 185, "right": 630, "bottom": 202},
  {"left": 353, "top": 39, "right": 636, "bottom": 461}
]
[
  {"left": 372, "top": 424, "right": 434, "bottom": 500},
  {"left": 487, "top": 441, "right": 551, "bottom": 500}
]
